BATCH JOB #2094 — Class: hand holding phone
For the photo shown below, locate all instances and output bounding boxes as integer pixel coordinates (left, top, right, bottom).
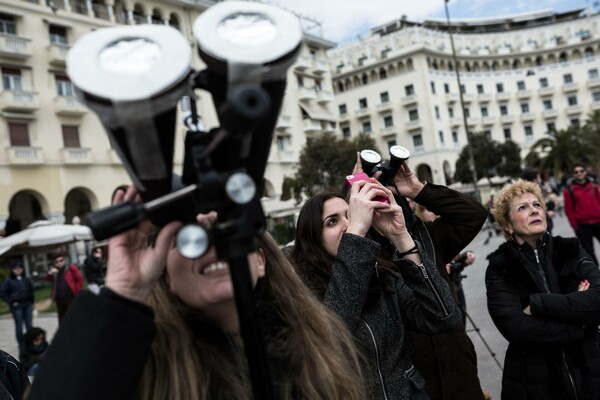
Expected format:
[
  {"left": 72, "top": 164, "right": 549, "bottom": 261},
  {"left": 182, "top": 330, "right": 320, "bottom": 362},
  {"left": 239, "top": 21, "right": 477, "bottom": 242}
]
[{"left": 345, "top": 173, "right": 390, "bottom": 204}]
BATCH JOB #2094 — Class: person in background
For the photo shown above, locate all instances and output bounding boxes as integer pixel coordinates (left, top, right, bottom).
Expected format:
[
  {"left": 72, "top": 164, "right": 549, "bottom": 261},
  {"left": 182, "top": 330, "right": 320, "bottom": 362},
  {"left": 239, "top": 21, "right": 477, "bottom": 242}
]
[
  {"left": 486, "top": 179, "right": 600, "bottom": 399},
  {"left": 44, "top": 253, "right": 83, "bottom": 323},
  {"left": 563, "top": 162, "right": 600, "bottom": 264},
  {"left": 446, "top": 250, "right": 476, "bottom": 326},
  {"left": 83, "top": 247, "right": 106, "bottom": 295},
  {"left": 20, "top": 327, "right": 48, "bottom": 379},
  {"left": 29, "top": 186, "right": 366, "bottom": 400},
  {"left": 292, "top": 180, "right": 462, "bottom": 400},
  {"left": 0, "top": 260, "right": 34, "bottom": 353}
]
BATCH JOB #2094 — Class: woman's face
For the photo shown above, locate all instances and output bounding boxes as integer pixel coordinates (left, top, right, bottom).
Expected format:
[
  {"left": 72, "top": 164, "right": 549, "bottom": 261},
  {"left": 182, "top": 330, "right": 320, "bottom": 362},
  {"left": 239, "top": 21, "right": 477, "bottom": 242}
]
[
  {"left": 166, "top": 242, "right": 265, "bottom": 315},
  {"left": 321, "top": 197, "right": 350, "bottom": 257},
  {"left": 507, "top": 192, "right": 547, "bottom": 244}
]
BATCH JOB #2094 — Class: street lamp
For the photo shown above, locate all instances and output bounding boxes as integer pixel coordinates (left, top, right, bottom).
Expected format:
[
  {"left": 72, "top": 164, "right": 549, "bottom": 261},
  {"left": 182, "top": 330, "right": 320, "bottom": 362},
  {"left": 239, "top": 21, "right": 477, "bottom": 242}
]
[{"left": 444, "top": 0, "right": 480, "bottom": 201}]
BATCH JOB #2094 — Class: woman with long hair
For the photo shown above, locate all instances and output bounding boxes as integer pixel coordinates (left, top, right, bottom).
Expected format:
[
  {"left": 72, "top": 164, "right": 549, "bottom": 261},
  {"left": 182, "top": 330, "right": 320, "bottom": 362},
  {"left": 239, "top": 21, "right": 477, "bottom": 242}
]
[
  {"left": 29, "top": 186, "right": 365, "bottom": 400},
  {"left": 291, "top": 179, "right": 461, "bottom": 400},
  {"left": 486, "top": 179, "right": 600, "bottom": 399}
]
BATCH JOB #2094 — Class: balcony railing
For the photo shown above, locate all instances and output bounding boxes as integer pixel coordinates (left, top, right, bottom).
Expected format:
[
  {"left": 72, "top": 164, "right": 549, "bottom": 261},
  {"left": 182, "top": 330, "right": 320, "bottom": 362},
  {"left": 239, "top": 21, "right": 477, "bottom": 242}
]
[
  {"left": 275, "top": 115, "right": 292, "bottom": 130},
  {"left": 478, "top": 93, "right": 492, "bottom": 103},
  {"left": 355, "top": 107, "right": 371, "bottom": 117},
  {"left": 6, "top": 147, "right": 44, "bottom": 165},
  {"left": 516, "top": 90, "right": 532, "bottom": 99},
  {"left": 313, "top": 60, "right": 328, "bottom": 74},
  {"left": 587, "top": 78, "right": 600, "bottom": 89},
  {"left": 0, "top": 90, "right": 39, "bottom": 112},
  {"left": 566, "top": 105, "right": 582, "bottom": 115},
  {"left": 500, "top": 115, "right": 514, "bottom": 124},
  {"left": 376, "top": 101, "right": 393, "bottom": 112},
  {"left": 302, "top": 119, "right": 322, "bottom": 132},
  {"left": 294, "top": 56, "right": 311, "bottom": 71},
  {"left": 297, "top": 86, "right": 316, "bottom": 101},
  {"left": 61, "top": 148, "right": 93, "bottom": 164},
  {"left": 47, "top": 43, "right": 69, "bottom": 65},
  {"left": 520, "top": 112, "right": 535, "bottom": 122},
  {"left": 405, "top": 120, "right": 422, "bottom": 131},
  {"left": 0, "top": 34, "right": 32, "bottom": 59},
  {"left": 53, "top": 96, "right": 87, "bottom": 116},
  {"left": 401, "top": 94, "right": 418, "bottom": 106},
  {"left": 446, "top": 93, "right": 459, "bottom": 103},
  {"left": 316, "top": 90, "right": 333, "bottom": 103},
  {"left": 92, "top": 2, "right": 111, "bottom": 20},
  {"left": 561, "top": 83, "right": 578, "bottom": 93},
  {"left": 538, "top": 86, "right": 555, "bottom": 97}
]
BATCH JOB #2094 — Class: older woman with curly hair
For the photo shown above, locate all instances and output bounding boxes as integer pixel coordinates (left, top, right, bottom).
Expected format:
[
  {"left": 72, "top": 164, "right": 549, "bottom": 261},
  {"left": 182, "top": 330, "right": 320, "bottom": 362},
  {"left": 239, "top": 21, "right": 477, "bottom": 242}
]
[{"left": 486, "top": 179, "right": 600, "bottom": 400}]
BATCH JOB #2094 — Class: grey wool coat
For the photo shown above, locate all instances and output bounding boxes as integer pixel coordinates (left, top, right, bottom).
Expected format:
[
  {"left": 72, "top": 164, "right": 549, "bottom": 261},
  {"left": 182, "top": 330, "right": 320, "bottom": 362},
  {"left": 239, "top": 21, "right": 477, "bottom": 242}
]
[{"left": 323, "top": 233, "right": 461, "bottom": 400}]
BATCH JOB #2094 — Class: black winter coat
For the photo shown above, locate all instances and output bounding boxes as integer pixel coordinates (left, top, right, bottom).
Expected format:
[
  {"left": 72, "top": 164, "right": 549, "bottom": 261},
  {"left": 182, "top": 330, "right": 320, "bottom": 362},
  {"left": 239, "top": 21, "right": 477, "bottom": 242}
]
[
  {"left": 406, "top": 183, "right": 488, "bottom": 400},
  {"left": 486, "top": 235, "right": 600, "bottom": 400},
  {"left": 324, "top": 233, "right": 461, "bottom": 400}
]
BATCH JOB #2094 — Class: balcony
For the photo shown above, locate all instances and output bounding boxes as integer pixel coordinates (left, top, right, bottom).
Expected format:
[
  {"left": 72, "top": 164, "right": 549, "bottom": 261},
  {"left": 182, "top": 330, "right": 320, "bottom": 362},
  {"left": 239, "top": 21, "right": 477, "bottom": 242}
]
[
  {"left": 303, "top": 118, "right": 322, "bottom": 132},
  {"left": 6, "top": 147, "right": 44, "bottom": 165},
  {"left": 482, "top": 116, "right": 496, "bottom": 126},
  {"left": 61, "top": 148, "right": 93, "bottom": 165},
  {"left": 355, "top": 107, "right": 371, "bottom": 118},
  {"left": 275, "top": 115, "right": 292, "bottom": 130},
  {"left": 0, "top": 91, "right": 39, "bottom": 112},
  {"left": 376, "top": 101, "right": 393, "bottom": 112},
  {"left": 322, "top": 122, "right": 336, "bottom": 133},
  {"left": 461, "top": 94, "right": 475, "bottom": 103},
  {"left": 405, "top": 119, "right": 422, "bottom": 131},
  {"left": 587, "top": 78, "right": 600, "bottom": 89},
  {"left": 0, "top": 34, "right": 32, "bottom": 59},
  {"left": 517, "top": 90, "right": 532, "bottom": 99},
  {"left": 313, "top": 60, "right": 328, "bottom": 74},
  {"left": 592, "top": 101, "right": 600, "bottom": 111},
  {"left": 53, "top": 96, "right": 87, "bottom": 116},
  {"left": 294, "top": 56, "right": 311, "bottom": 71},
  {"left": 500, "top": 115, "right": 514, "bottom": 124},
  {"left": 446, "top": 93, "right": 459, "bottom": 103},
  {"left": 316, "top": 90, "right": 333, "bottom": 104},
  {"left": 496, "top": 92, "right": 511, "bottom": 102},
  {"left": 466, "top": 117, "right": 478, "bottom": 127},
  {"left": 401, "top": 95, "right": 418, "bottom": 106},
  {"left": 521, "top": 112, "right": 535, "bottom": 122},
  {"left": 566, "top": 105, "right": 582, "bottom": 115},
  {"left": 542, "top": 109, "right": 558, "bottom": 118},
  {"left": 449, "top": 117, "right": 462, "bottom": 127},
  {"left": 297, "top": 86, "right": 316, "bottom": 101},
  {"left": 380, "top": 126, "right": 397, "bottom": 137},
  {"left": 478, "top": 93, "right": 492, "bottom": 103},
  {"left": 538, "top": 86, "right": 554, "bottom": 97},
  {"left": 561, "top": 83, "right": 578, "bottom": 93},
  {"left": 47, "top": 43, "right": 69, "bottom": 66},
  {"left": 271, "top": 149, "right": 295, "bottom": 163},
  {"left": 338, "top": 112, "right": 350, "bottom": 121}
]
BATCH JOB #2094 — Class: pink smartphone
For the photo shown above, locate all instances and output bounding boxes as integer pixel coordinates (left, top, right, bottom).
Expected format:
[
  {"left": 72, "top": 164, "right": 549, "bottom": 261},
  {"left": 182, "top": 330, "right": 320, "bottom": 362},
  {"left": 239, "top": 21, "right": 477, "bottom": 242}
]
[{"left": 345, "top": 172, "right": 390, "bottom": 204}]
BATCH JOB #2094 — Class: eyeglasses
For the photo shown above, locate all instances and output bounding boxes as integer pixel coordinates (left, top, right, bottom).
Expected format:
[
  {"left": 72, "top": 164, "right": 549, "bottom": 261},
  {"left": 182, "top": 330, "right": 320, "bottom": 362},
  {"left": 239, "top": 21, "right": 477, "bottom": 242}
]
[{"left": 573, "top": 169, "right": 585, "bottom": 174}]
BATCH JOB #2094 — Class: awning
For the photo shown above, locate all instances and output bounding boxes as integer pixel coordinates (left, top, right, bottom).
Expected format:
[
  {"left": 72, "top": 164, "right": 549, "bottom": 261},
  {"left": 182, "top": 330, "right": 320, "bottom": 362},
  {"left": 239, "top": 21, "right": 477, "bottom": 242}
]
[{"left": 299, "top": 102, "right": 337, "bottom": 123}]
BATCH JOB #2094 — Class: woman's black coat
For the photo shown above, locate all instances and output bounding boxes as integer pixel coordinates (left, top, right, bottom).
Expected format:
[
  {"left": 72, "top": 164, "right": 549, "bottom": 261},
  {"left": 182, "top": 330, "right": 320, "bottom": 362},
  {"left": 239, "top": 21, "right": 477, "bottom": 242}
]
[{"left": 486, "top": 235, "right": 600, "bottom": 400}]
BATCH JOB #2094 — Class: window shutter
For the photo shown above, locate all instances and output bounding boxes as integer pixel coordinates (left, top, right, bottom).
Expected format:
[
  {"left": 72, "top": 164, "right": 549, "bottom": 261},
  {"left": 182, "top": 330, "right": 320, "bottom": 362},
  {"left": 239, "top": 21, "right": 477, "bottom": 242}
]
[
  {"left": 61, "top": 125, "right": 80, "bottom": 147},
  {"left": 8, "top": 123, "right": 29, "bottom": 146}
]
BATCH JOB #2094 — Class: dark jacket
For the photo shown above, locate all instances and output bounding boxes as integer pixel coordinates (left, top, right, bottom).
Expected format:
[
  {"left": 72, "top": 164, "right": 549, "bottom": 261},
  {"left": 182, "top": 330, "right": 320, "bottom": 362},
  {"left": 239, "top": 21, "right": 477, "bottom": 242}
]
[
  {"left": 0, "top": 273, "right": 34, "bottom": 307},
  {"left": 405, "top": 183, "right": 488, "bottom": 400},
  {"left": 486, "top": 235, "right": 600, "bottom": 400},
  {"left": 83, "top": 255, "right": 105, "bottom": 285},
  {"left": 324, "top": 233, "right": 461, "bottom": 400},
  {"left": 29, "top": 289, "right": 291, "bottom": 400}
]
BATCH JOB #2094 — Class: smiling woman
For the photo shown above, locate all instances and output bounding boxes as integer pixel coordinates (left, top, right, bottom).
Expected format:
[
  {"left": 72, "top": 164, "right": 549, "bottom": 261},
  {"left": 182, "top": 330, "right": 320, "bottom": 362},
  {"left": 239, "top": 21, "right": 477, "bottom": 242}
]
[
  {"left": 486, "top": 179, "right": 600, "bottom": 400},
  {"left": 28, "top": 186, "right": 366, "bottom": 400}
]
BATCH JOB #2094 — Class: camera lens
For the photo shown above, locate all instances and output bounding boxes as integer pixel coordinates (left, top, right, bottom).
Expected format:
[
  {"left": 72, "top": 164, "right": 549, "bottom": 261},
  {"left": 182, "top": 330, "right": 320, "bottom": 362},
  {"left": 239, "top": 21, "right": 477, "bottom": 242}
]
[{"left": 389, "top": 145, "right": 410, "bottom": 161}]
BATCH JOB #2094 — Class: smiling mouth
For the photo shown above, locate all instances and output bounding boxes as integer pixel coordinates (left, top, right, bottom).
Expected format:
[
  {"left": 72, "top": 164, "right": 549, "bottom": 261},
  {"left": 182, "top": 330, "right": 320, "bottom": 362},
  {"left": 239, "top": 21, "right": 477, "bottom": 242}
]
[{"left": 201, "top": 261, "right": 228, "bottom": 275}]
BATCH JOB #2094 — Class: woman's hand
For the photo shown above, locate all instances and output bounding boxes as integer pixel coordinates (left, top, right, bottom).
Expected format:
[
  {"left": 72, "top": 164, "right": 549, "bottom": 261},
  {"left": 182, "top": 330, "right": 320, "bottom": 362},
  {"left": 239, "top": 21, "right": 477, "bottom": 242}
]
[
  {"left": 372, "top": 186, "right": 417, "bottom": 257},
  {"left": 104, "top": 186, "right": 182, "bottom": 303},
  {"left": 346, "top": 179, "right": 390, "bottom": 237},
  {"left": 392, "top": 162, "right": 425, "bottom": 199},
  {"left": 578, "top": 279, "right": 590, "bottom": 291}
]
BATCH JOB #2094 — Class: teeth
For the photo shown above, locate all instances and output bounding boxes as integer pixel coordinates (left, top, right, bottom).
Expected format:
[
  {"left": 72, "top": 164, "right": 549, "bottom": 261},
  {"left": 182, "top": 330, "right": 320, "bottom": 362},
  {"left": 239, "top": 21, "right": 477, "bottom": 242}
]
[{"left": 202, "top": 261, "right": 228, "bottom": 275}]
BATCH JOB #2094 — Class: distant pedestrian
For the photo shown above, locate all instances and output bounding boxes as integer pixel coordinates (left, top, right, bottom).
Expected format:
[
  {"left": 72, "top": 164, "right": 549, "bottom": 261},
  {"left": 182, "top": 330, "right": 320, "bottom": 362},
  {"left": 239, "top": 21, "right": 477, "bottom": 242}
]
[
  {"left": 20, "top": 327, "right": 48, "bottom": 379},
  {"left": 563, "top": 162, "right": 600, "bottom": 264},
  {"left": 44, "top": 252, "right": 83, "bottom": 323},
  {"left": 0, "top": 260, "right": 34, "bottom": 353},
  {"left": 83, "top": 247, "right": 106, "bottom": 295}
]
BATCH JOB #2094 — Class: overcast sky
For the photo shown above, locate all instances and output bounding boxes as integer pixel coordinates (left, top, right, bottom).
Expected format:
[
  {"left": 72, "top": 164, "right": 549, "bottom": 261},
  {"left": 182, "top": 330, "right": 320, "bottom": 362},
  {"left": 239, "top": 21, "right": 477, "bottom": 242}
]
[{"left": 267, "top": 0, "right": 593, "bottom": 44}]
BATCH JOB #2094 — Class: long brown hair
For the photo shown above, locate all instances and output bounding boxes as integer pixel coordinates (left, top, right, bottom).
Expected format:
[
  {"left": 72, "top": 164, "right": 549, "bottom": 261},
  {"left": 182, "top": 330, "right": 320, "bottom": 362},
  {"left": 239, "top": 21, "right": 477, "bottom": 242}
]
[{"left": 139, "top": 232, "right": 365, "bottom": 400}]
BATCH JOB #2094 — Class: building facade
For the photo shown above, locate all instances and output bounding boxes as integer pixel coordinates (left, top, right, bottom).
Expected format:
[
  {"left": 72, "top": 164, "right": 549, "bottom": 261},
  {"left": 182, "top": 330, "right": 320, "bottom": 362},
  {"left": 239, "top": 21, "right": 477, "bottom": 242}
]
[
  {"left": 328, "top": 8, "right": 600, "bottom": 185},
  {"left": 0, "top": 0, "right": 335, "bottom": 239}
]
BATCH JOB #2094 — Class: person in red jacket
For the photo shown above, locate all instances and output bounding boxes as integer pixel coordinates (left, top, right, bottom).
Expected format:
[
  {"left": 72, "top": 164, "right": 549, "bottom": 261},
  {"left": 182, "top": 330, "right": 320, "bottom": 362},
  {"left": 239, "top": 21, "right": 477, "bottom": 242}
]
[
  {"left": 563, "top": 163, "right": 600, "bottom": 264},
  {"left": 44, "top": 252, "right": 83, "bottom": 323}
]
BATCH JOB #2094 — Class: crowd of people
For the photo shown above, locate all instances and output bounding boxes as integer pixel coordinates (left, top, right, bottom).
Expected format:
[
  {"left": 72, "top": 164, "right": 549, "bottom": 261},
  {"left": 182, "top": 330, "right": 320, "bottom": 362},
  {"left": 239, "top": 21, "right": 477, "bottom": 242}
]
[{"left": 0, "top": 158, "right": 599, "bottom": 399}]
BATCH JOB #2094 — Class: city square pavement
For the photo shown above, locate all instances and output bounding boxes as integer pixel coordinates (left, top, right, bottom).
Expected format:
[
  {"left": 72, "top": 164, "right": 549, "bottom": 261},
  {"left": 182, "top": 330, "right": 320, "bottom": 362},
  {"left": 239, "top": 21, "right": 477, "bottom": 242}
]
[{"left": 0, "top": 212, "right": 597, "bottom": 398}]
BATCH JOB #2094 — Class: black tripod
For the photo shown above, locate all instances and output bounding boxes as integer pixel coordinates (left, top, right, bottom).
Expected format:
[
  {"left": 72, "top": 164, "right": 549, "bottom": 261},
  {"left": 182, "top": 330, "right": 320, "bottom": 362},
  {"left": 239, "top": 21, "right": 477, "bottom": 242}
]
[{"left": 464, "top": 310, "right": 504, "bottom": 371}]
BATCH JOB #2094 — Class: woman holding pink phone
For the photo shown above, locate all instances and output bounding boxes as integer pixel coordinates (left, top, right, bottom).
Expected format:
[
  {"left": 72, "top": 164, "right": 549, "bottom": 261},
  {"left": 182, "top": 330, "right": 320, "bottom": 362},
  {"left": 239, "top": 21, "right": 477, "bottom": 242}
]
[{"left": 291, "top": 178, "right": 461, "bottom": 400}]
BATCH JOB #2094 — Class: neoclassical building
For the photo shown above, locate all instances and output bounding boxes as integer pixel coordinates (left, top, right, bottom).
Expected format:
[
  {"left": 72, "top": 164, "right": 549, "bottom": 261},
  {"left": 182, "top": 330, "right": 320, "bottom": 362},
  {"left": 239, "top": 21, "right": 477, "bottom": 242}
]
[
  {"left": 0, "top": 0, "right": 336, "bottom": 238},
  {"left": 328, "top": 8, "right": 600, "bottom": 185}
]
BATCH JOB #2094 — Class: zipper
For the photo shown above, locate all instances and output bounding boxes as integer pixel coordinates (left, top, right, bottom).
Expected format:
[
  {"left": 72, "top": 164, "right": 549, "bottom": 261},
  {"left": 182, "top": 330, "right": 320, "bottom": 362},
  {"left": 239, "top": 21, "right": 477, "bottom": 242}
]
[
  {"left": 361, "top": 318, "right": 390, "bottom": 400},
  {"left": 533, "top": 249, "right": 551, "bottom": 293},
  {"left": 561, "top": 349, "right": 579, "bottom": 400},
  {"left": 417, "top": 263, "right": 449, "bottom": 316}
]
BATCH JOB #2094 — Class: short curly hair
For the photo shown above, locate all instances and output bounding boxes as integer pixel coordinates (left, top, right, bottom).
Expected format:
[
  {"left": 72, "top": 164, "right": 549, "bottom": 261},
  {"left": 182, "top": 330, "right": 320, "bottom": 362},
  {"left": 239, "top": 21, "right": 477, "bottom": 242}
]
[{"left": 491, "top": 179, "right": 546, "bottom": 239}]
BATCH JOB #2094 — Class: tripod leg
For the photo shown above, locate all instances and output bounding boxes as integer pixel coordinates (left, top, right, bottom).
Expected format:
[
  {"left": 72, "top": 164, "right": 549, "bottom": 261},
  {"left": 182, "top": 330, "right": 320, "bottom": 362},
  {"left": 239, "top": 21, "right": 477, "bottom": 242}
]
[{"left": 464, "top": 311, "right": 503, "bottom": 371}]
